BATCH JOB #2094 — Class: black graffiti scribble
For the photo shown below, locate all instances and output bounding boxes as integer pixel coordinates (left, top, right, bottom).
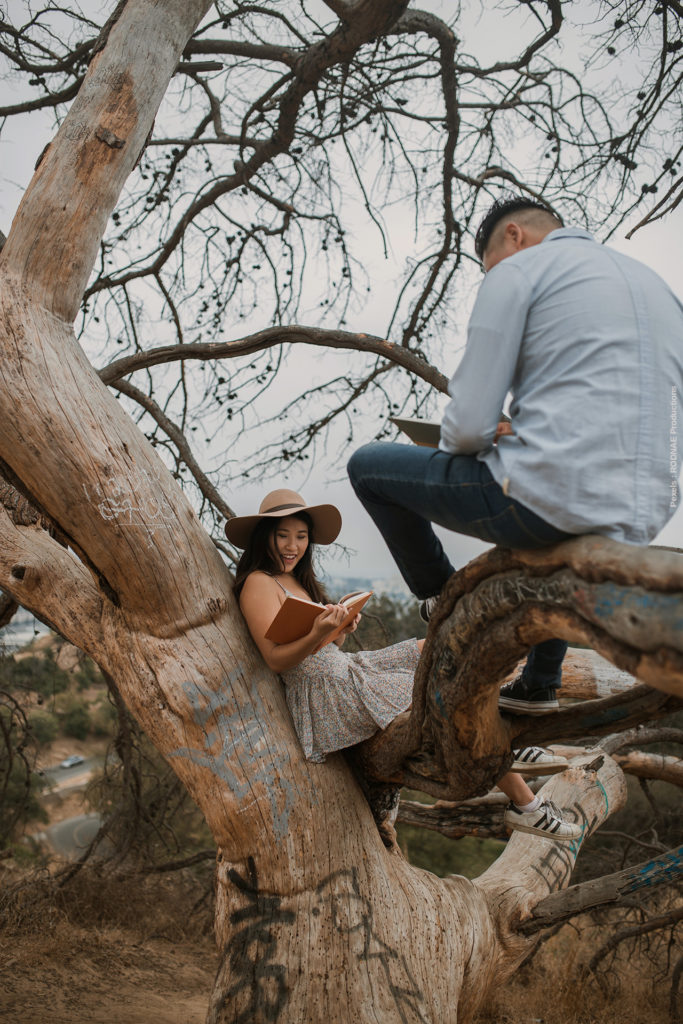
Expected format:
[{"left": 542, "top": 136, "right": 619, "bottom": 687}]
[
  {"left": 216, "top": 857, "right": 295, "bottom": 1023},
  {"left": 317, "top": 867, "right": 430, "bottom": 1024},
  {"left": 530, "top": 800, "right": 601, "bottom": 892},
  {"left": 217, "top": 861, "right": 429, "bottom": 1023}
]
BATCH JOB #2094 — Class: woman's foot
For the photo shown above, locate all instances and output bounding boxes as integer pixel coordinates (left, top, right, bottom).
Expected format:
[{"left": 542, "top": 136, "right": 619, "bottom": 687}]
[
  {"left": 504, "top": 798, "right": 582, "bottom": 842},
  {"left": 510, "top": 746, "right": 568, "bottom": 775}
]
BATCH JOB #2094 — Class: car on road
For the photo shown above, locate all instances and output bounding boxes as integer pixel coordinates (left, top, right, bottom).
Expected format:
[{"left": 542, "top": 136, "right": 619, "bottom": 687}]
[{"left": 59, "top": 754, "right": 85, "bottom": 769}]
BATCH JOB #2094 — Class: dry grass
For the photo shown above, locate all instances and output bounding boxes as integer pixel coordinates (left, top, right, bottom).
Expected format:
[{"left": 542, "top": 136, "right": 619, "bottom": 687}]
[
  {"left": 0, "top": 864, "right": 217, "bottom": 1024},
  {"left": 1, "top": 862, "right": 678, "bottom": 1023},
  {"left": 0, "top": 859, "right": 213, "bottom": 940},
  {"left": 476, "top": 917, "right": 676, "bottom": 1024}
]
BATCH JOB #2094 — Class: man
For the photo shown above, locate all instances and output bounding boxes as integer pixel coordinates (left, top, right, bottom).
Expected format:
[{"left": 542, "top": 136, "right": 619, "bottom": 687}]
[{"left": 348, "top": 195, "right": 683, "bottom": 716}]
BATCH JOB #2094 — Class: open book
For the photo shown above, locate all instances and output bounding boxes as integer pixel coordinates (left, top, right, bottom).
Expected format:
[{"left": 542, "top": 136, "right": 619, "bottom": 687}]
[
  {"left": 390, "top": 416, "right": 441, "bottom": 448},
  {"left": 264, "top": 590, "right": 372, "bottom": 648},
  {"left": 391, "top": 412, "right": 512, "bottom": 448}
]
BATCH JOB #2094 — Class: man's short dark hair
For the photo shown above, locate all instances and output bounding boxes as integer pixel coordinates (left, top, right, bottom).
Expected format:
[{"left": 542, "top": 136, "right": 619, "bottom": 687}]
[{"left": 474, "top": 196, "right": 563, "bottom": 260}]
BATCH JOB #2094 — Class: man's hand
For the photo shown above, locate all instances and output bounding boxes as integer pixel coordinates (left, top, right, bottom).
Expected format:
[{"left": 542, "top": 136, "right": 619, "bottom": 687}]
[{"left": 494, "top": 421, "right": 514, "bottom": 443}]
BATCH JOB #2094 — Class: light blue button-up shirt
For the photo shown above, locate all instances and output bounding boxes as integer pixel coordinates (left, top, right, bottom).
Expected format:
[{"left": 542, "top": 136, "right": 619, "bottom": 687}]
[{"left": 439, "top": 227, "right": 683, "bottom": 543}]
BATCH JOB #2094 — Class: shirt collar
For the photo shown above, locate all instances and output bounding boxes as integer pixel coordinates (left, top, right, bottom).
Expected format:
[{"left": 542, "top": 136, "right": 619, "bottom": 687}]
[{"left": 543, "top": 227, "right": 595, "bottom": 243}]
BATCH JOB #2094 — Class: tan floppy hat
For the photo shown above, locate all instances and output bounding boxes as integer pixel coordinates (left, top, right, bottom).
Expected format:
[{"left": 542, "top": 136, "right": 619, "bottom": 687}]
[{"left": 224, "top": 488, "right": 342, "bottom": 548}]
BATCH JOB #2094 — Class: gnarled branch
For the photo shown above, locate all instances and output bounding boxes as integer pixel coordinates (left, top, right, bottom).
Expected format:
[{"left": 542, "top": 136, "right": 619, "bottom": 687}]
[{"left": 356, "top": 537, "right": 683, "bottom": 800}]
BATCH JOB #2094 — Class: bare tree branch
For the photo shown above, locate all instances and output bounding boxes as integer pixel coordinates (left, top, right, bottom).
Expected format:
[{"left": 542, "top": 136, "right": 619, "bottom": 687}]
[
  {"left": 356, "top": 537, "right": 683, "bottom": 799},
  {"left": 112, "top": 378, "right": 236, "bottom": 524},
  {"left": 98, "top": 326, "right": 449, "bottom": 391},
  {"left": 518, "top": 846, "right": 683, "bottom": 935}
]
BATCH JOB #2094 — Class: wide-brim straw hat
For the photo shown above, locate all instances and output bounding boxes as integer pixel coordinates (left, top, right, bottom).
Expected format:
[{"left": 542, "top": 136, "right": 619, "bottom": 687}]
[{"left": 224, "top": 488, "right": 342, "bottom": 548}]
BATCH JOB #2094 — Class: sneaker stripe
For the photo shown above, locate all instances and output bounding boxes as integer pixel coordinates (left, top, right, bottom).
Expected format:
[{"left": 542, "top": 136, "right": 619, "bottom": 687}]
[{"left": 516, "top": 747, "right": 543, "bottom": 763}]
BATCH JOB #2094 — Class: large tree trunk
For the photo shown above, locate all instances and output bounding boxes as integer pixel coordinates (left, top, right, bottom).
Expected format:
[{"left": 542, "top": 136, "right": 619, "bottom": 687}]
[{"left": 0, "top": 2, "right": 676, "bottom": 1021}]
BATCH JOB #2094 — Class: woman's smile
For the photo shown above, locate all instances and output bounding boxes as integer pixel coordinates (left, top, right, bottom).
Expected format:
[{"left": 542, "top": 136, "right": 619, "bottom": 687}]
[{"left": 273, "top": 516, "right": 310, "bottom": 573}]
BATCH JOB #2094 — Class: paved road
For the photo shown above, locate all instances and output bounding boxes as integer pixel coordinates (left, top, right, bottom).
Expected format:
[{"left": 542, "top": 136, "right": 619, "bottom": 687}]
[
  {"left": 31, "top": 757, "right": 118, "bottom": 858},
  {"left": 35, "top": 813, "right": 115, "bottom": 859},
  {"left": 41, "top": 813, "right": 104, "bottom": 858},
  {"left": 41, "top": 756, "right": 103, "bottom": 789}
]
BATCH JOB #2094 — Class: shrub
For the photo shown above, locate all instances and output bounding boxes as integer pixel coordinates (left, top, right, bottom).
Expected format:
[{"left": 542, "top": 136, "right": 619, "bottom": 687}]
[
  {"left": 27, "top": 710, "right": 59, "bottom": 746},
  {"left": 74, "top": 657, "right": 104, "bottom": 691},
  {"left": 62, "top": 701, "right": 91, "bottom": 740},
  {"left": 89, "top": 699, "right": 117, "bottom": 738},
  {"left": 0, "top": 650, "right": 70, "bottom": 697},
  {"left": 0, "top": 700, "right": 47, "bottom": 847}
]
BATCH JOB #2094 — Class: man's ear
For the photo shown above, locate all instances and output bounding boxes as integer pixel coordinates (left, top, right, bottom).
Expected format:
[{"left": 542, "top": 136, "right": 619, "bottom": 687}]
[{"left": 503, "top": 220, "right": 525, "bottom": 251}]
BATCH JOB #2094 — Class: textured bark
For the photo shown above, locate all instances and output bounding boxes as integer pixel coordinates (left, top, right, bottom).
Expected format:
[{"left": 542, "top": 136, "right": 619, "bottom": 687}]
[
  {"left": 0, "top": 592, "right": 18, "bottom": 630},
  {"left": 397, "top": 796, "right": 510, "bottom": 840},
  {"left": 0, "top": 3, "right": 678, "bottom": 1022}
]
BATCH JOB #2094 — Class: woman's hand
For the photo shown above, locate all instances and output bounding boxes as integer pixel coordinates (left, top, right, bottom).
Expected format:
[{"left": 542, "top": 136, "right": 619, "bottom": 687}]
[
  {"left": 340, "top": 613, "right": 360, "bottom": 637},
  {"left": 334, "top": 612, "right": 360, "bottom": 647},
  {"left": 310, "top": 603, "right": 348, "bottom": 644}
]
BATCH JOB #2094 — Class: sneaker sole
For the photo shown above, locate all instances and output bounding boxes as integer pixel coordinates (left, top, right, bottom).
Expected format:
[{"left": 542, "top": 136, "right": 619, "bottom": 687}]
[
  {"left": 505, "top": 820, "right": 582, "bottom": 842},
  {"left": 498, "top": 696, "right": 560, "bottom": 715},
  {"left": 509, "top": 758, "right": 568, "bottom": 776}
]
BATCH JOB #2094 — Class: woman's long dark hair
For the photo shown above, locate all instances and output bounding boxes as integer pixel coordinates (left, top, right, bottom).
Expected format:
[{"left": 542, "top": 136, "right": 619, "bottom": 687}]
[{"left": 233, "top": 512, "right": 330, "bottom": 603}]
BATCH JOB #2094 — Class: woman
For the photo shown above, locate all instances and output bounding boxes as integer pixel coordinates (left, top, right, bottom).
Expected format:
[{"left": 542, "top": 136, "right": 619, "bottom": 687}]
[{"left": 227, "top": 488, "right": 581, "bottom": 842}]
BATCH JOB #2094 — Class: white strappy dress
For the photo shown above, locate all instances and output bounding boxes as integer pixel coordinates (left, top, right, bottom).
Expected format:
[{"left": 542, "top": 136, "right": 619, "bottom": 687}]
[{"left": 273, "top": 580, "right": 420, "bottom": 763}]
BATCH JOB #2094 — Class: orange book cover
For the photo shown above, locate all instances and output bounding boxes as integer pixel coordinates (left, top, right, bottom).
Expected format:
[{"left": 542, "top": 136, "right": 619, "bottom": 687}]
[{"left": 264, "top": 590, "right": 372, "bottom": 647}]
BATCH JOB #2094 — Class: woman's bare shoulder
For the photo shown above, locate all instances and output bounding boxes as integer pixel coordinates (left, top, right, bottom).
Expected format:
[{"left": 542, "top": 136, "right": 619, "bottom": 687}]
[
  {"left": 238, "top": 572, "right": 284, "bottom": 632},
  {"left": 240, "top": 572, "right": 290, "bottom": 614},
  {"left": 240, "top": 571, "right": 277, "bottom": 596}
]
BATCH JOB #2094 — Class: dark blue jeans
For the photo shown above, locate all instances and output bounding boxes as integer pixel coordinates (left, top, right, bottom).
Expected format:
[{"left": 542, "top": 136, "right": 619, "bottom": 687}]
[{"left": 348, "top": 442, "right": 574, "bottom": 691}]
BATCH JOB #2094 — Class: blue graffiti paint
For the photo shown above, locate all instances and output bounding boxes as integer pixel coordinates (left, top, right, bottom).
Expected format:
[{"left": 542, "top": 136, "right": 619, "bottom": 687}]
[
  {"left": 596, "top": 778, "right": 609, "bottom": 816},
  {"left": 591, "top": 585, "right": 626, "bottom": 618},
  {"left": 590, "top": 584, "right": 683, "bottom": 632},
  {"left": 433, "top": 689, "right": 446, "bottom": 716},
  {"left": 632, "top": 846, "right": 683, "bottom": 889},
  {"left": 167, "top": 668, "right": 299, "bottom": 841}
]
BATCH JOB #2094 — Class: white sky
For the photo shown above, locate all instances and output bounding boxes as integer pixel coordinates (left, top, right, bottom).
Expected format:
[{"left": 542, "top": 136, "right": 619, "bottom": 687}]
[{"left": 1, "top": 2, "right": 681, "bottom": 585}]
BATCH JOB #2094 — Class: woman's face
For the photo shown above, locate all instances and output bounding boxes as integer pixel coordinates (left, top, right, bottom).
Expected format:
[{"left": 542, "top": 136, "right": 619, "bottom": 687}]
[{"left": 271, "top": 515, "right": 310, "bottom": 573}]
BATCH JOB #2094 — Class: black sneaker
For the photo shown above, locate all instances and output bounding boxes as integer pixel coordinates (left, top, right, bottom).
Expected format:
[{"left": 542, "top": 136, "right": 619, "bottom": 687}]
[
  {"left": 419, "top": 596, "right": 439, "bottom": 623},
  {"left": 498, "top": 674, "right": 559, "bottom": 715}
]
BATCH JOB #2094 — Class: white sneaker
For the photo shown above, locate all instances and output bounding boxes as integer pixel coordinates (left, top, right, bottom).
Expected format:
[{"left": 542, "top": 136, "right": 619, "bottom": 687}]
[
  {"left": 510, "top": 746, "right": 568, "bottom": 776},
  {"left": 504, "top": 799, "right": 582, "bottom": 842}
]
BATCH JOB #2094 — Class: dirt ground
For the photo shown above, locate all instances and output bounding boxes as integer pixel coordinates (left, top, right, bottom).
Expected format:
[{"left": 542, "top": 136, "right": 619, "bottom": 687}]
[
  {"left": 1, "top": 927, "right": 216, "bottom": 1024},
  {"left": 0, "top": 903, "right": 674, "bottom": 1024}
]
